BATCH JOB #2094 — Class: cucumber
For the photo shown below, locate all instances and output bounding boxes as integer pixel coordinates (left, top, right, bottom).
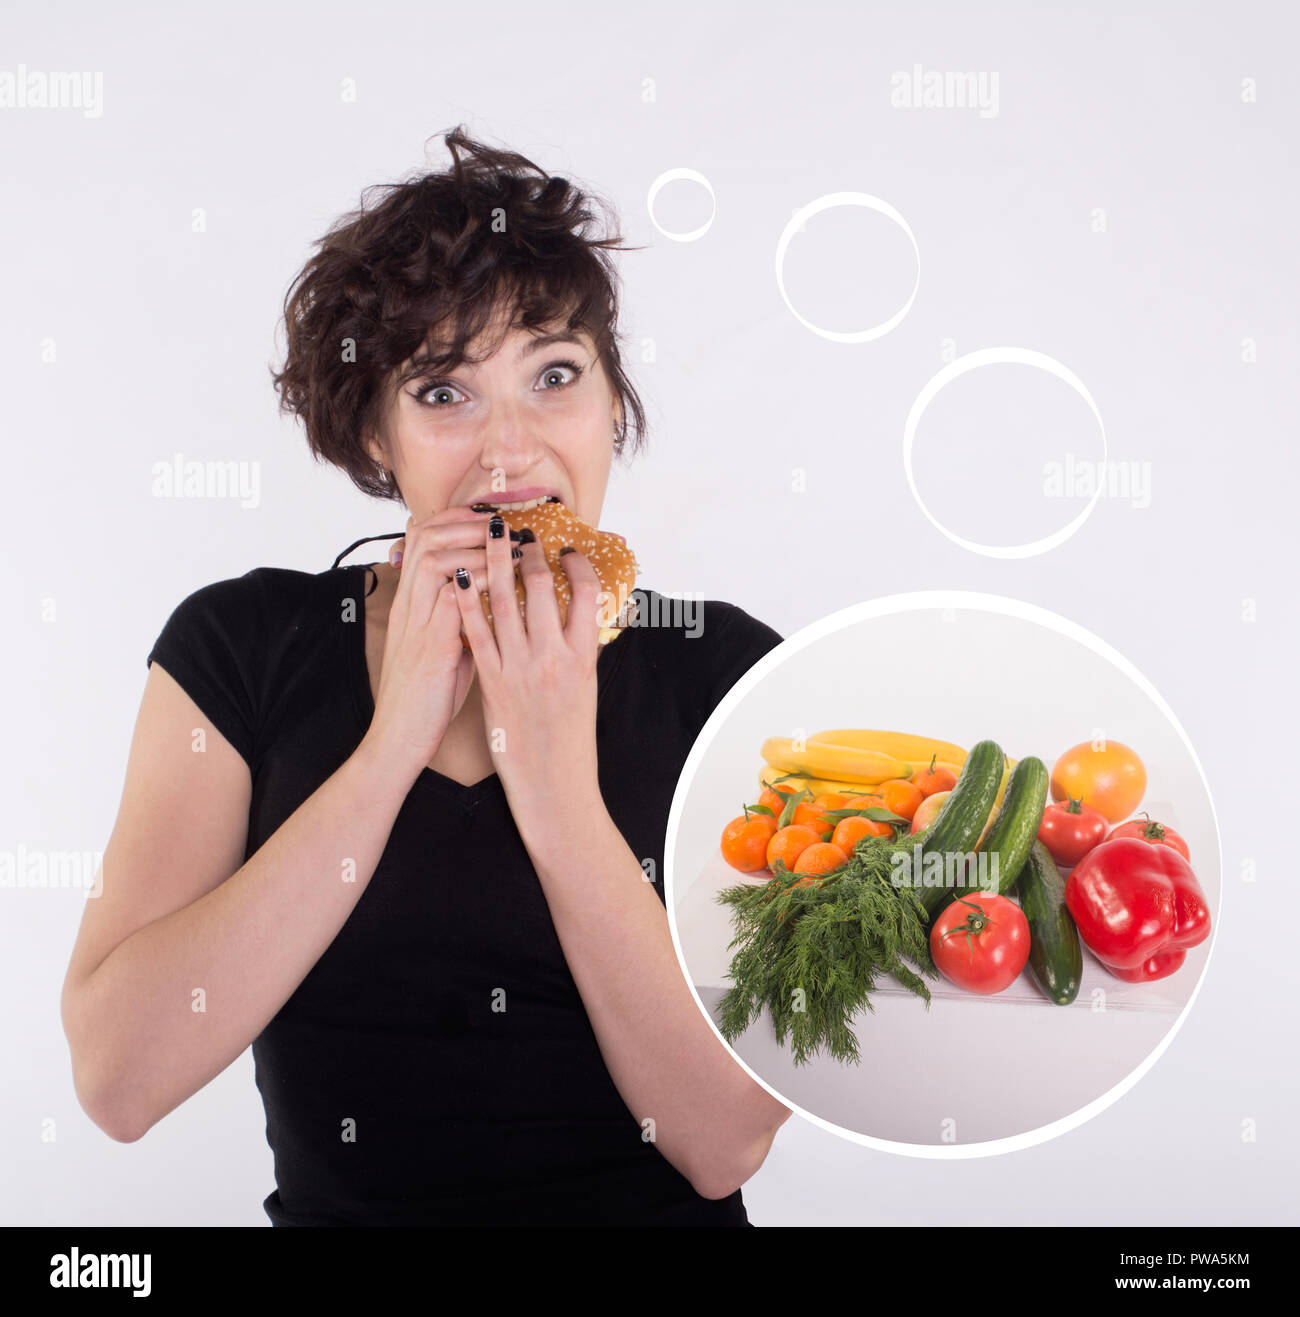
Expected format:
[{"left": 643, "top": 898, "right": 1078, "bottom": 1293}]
[
  {"left": 945, "top": 755, "right": 1049, "bottom": 907},
  {"left": 904, "top": 740, "right": 1004, "bottom": 918},
  {"left": 1016, "top": 840, "right": 1083, "bottom": 1005}
]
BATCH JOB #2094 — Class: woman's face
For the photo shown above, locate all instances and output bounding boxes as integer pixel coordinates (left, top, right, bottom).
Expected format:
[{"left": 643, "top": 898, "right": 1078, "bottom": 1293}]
[{"left": 364, "top": 315, "right": 622, "bottom": 529}]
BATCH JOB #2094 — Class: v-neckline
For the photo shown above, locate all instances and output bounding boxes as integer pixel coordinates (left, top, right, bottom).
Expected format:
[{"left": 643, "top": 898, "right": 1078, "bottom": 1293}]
[{"left": 346, "top": 563, "right": 631, "bottom": 808}]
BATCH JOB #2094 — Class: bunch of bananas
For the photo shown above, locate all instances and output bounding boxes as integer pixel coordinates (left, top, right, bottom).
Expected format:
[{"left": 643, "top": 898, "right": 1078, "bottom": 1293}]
[{"left": 758, "top": 729, "right": 1017, "bottom": 838}]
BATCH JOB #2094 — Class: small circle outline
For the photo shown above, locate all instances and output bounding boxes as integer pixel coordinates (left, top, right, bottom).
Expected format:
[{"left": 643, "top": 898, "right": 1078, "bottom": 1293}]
[{"left": 647, "top": 168, "right": 717, "bottom": 243}]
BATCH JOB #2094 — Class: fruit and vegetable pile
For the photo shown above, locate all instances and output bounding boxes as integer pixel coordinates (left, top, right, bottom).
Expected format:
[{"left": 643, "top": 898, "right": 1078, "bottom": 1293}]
[{"left": 714, "top": 729, "right": 1212, "bottom": 1066}]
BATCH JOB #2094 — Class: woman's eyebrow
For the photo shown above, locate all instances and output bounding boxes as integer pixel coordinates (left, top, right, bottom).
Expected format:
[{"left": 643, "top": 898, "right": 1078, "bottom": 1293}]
[{"left": 517, "top": 331, "right": 588, "bottom": 359}]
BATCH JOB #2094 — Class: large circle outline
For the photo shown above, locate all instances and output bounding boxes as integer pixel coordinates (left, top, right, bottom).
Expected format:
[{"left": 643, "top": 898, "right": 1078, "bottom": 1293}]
[{"left": 663, "top": 590, "right": 1223, "bottom": 1160}]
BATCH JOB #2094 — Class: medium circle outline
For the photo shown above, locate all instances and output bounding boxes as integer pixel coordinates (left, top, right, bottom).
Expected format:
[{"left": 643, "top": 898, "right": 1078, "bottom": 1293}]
[
  {"left": 903, "top": 348, "right": 1108, "bottom": 559},
  {"left": 775, "top": 191, "right": 920, "bottom": 342}
]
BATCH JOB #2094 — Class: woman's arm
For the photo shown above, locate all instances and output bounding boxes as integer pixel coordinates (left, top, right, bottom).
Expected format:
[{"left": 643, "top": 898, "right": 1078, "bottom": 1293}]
[
  {"left": 518, "top": 793, "right": 793, "bottom": 1200},
  {"left": 450, "top": 525, "right": 791, "bottom": 1200},
  {"left": 62, "top": 664, "right": 417, "bottom": 1142}
]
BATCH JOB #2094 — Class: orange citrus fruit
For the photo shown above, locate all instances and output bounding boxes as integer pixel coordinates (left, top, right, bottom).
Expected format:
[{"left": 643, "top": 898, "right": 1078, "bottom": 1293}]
[
  {"left": 876, "top": 778, "right": 924, "bottom": 822},
  {"left": 831, "top": 816, "right": 879, "bottom": 853},
  {"left": 766, "top": 824, "right": 823, "bottom": 874},
  {"left": 758, "top": 785, "right": 797, "bottom": 821},
  {"left": 792, "top": 842, "right": 848, "bottom": 882},
  {"left": 719, "top": 812, "right": 778, "bottom": 872},
  {"left": 1050, "top": 740, "right": 1147, "bottom": 823}
]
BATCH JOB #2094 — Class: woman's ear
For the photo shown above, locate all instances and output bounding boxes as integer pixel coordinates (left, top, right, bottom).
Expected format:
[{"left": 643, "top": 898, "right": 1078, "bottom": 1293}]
[{"left": 361, "top": 427, "right": 389, "bottom": 472}]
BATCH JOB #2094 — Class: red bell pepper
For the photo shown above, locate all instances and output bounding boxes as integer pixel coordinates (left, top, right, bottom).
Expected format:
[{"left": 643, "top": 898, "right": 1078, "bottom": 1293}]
[{"left": 1064, "top": 836, "right": 1211, "bottom": 983}]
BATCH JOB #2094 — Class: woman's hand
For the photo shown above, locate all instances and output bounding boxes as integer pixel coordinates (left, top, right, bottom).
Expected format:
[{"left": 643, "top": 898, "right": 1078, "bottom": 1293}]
[
  {"left": 453, "top": 512, "right": 606, "bottom": 832},
  {"left": 362, "top": 505, "right": 494, "bottom": 779}
]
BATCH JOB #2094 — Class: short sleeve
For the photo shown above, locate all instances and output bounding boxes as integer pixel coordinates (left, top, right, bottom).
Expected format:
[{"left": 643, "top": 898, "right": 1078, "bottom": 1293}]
[
  {"left": 146, "top": 574, "right": 266, "bottom": 771},
  {"left": 700, "top": 602, "right": 784, "bottom": 721}
]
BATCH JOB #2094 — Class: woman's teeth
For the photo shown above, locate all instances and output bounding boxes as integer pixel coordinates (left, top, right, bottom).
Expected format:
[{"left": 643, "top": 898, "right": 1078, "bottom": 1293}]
[{"left": 492, "top": 495, "right": 560, "bottom": 511}]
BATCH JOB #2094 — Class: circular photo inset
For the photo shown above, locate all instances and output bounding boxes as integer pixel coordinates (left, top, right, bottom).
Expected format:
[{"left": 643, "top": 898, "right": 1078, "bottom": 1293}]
[{"left": 666, "top": 592, "right": 1220, "bottom": 1154}]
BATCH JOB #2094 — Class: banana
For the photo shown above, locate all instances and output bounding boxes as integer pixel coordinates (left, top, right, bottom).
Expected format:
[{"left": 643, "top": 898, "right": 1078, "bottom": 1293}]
[
  {"left": 808, "top": 729, "right": 968, "bottom": 767},
  {"left": 757, "top": 765, "right": 888, "bottom": 799},
  {"left": 760, "top": 737, "right": 909, "bottom": 786}
]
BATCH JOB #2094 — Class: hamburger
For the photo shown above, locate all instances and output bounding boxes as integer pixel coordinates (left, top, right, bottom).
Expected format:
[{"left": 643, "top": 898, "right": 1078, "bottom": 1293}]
[{"left": 462, "top": 495, "right": 638, "bottom": 647}]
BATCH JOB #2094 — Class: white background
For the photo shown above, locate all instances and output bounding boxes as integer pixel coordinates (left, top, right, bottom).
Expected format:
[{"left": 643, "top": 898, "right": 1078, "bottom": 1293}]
[{"left": 1, "top": 0, "right": 1294, "bottom": 1224}]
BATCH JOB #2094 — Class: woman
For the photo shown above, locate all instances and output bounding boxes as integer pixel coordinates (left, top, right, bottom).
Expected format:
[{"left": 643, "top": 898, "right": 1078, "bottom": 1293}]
[{"left": 60, "top": 127, "right": 791, "bottom": 1226}]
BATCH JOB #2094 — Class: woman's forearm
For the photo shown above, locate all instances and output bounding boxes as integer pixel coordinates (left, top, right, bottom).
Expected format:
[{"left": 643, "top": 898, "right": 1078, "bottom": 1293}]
[
  {"left": 520, "top": 799, "right": 793, "bottom": 1200},
  {"left": 65, "top": 737, "right": 415, "bottom": 1142}
]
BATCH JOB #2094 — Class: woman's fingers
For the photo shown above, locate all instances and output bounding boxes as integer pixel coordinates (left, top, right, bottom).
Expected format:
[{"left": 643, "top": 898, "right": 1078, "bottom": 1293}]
[
  {"left": 454, "top": 559, "right": 502, "bottom": 681},
  {"left": 388, "top": 508, "right": 494, "bottom": 629},
  {"left": 483, "top": 514, "right": 527, "bottom": 652},
  {"left": 558, "top": 548, "right": 601, "bottom": 652},
  {"left": 389, "top": 503, "right": 489, "bottom": 566},
  {"left": 513, "top": 534, "right": 564, "bottom": 643}
]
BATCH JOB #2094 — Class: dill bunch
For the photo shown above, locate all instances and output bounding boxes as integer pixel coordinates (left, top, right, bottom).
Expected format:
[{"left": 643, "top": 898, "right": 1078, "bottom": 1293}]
[{"left": 715, "top": 835, "right": 936, "bottom": 1067}]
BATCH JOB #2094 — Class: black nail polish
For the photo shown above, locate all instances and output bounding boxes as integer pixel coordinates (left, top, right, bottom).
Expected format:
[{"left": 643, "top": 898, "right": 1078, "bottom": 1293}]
[
  {"left": 455, "top": 567, "right": 471, "bottom": 589},
  {"left": 470, "top": 502, "right": 497, "bottom": 513},
  {"left": 519, "top": 527, "right": 536, "bottom": 544},
  {"left": 508, "top": 528, "right": 523, "bottom": 542},
  {"left": 489, "top": 515, "right": 505, "bottom": 539},
  {"left": 559, "top": 545, "right": 575, "bottom": 556},
  {"left": 511, "top": 547, "right": 522, "bottom": 560}
]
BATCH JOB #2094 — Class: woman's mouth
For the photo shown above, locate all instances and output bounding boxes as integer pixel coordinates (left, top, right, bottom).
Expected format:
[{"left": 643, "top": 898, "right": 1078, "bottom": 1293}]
[{"left": 469, "top": 494, "right": 563, "bottom": 513}]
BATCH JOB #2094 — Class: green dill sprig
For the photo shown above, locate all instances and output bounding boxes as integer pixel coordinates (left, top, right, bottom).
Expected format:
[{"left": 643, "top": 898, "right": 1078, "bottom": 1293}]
[{"left": 715, "top": 836, "right": 936, "bottom": 1067}]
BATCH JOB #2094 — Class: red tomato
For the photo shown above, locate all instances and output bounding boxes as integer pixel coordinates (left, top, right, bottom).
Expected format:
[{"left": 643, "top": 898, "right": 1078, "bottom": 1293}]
[
  {"left": 1037, "top": 796, "right": 1109, "bottom": 867},
  {"left": 1105, "top": 814, "right": 1190, "bottom": 862},
  {"left": 930, "top": 894, "right": 1031, "bottom": 994}
]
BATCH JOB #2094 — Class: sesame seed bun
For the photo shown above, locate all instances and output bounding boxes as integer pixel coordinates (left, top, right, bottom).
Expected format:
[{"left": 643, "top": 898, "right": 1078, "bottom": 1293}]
[{"left": 463, "top": 499, "right": 638, "bottom": 648}]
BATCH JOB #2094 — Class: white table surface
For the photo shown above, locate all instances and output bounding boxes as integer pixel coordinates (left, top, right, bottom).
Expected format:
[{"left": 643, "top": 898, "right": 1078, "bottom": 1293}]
[{"left": 678, "top": 798, "right": 1211, "bottom": 1147}]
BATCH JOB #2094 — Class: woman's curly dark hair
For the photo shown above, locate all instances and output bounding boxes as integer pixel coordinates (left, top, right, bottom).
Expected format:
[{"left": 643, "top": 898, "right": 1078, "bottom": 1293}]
[{"left": 270, "top": 125, "right": 649, "bottom": 503}]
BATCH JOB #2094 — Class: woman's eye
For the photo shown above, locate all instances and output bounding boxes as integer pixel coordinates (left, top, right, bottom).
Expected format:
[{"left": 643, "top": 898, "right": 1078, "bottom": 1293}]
[
  {"left": 539, "top": 360, "right": 584, "bottom": 390},
  {"left": 416, "top": 382, "right": 463, "bottom": 406},
  {"left": 410, "top": 379, "right": 464, "bottom": 406}
]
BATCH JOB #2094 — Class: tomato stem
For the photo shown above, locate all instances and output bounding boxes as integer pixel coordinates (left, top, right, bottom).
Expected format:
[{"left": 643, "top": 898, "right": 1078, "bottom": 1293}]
[
  {"left": 1139, "top": 811, "right": 1166, "bottom": 841},
  {"left": 939, "top": 897, "right": 999, "bottom": 958}
]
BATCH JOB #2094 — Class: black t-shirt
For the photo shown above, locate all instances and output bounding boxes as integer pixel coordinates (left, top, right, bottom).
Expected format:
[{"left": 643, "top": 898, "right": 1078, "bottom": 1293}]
[{"left": 146, "top": 562, "right": 783, "bottom": 1226}]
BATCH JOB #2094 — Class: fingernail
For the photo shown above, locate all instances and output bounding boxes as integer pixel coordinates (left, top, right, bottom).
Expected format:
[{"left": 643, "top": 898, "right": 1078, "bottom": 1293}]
[
  {"left": 511, "top": 547, "right": 523, "bottom": 560},
  {"left": 489, "top": 515, "right": 505, "bottom": 539},
  {"left": 508, "top": 529, "right": 523, "bottom": 542},
  {"left": 559, "top": 545, "right": 575, "bottom": 557},
  {"left": 519, "top": 527, "right": 536, "bottom": 544},
  {"left": 391, "top": 549, "right": 402, "bottom": 566},
  {"left": 455, "top": 567, "right": 471, "bottom": 589}
]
